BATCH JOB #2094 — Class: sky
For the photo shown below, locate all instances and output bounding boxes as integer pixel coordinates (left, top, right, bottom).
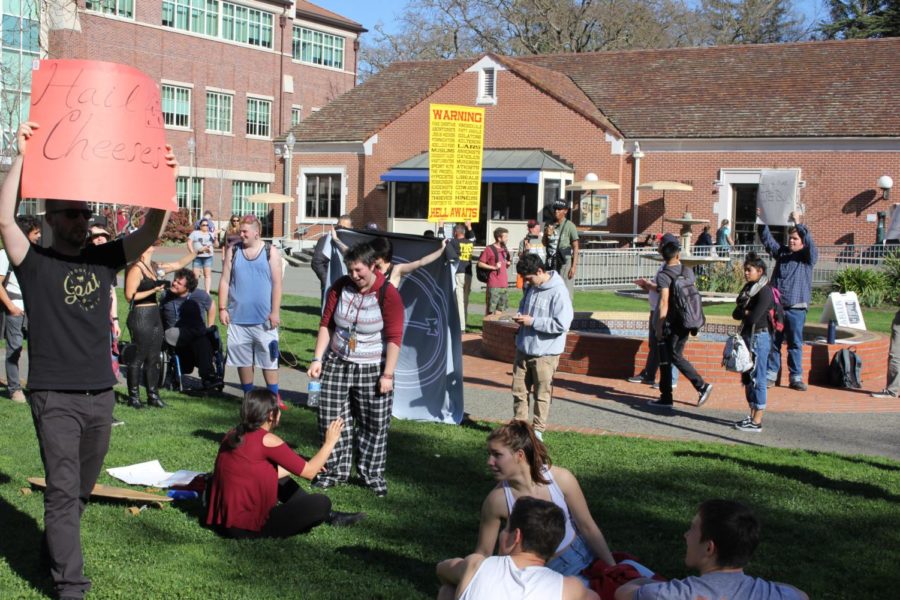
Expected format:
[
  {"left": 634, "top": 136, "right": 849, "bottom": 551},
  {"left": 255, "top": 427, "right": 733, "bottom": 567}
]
[{"left": 318, "top": 0, "right": 832, "bottom": 38}]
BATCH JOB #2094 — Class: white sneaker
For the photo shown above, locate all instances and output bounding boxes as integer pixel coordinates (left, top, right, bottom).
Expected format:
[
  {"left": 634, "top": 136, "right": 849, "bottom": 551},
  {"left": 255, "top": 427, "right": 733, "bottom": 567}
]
[
  {"left": 871, "top": 389, "right": 897, "bottom": 399},
  {"left": 534, "top": 430, "right": 544, "bottom": 441},
  {"left": 10, "top": 390, "right": 26, "bottom": 403}
]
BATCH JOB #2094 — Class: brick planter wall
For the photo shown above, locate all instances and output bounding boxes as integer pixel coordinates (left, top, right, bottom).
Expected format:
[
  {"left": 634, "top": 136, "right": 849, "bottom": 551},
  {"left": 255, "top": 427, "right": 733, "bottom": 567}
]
[{"left": 482, "top": 314, "right": 888, "bottom": 385}]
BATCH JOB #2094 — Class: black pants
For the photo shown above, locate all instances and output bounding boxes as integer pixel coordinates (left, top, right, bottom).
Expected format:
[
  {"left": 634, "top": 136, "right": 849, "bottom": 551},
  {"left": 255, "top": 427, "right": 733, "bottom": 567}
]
[
  {"left": 219, "top": 478, "right": 331, "bottom": 539},
  {"left": 126, "top": 305, "right": 162, "bottom": 391},
  {"left": 659, "top": 324, "right": 706, "bottom": 403},
  {"left": 30, "top": 389, "right": 115, "bottom": 599},
  {"left": 175, "top": 333, "right": 215, "bottom": 380}
]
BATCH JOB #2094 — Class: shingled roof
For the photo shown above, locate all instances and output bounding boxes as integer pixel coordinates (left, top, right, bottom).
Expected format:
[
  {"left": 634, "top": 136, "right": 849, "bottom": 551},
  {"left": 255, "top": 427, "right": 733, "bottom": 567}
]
[
  {"left": 289, "top": 38, "right": 900, "bottom": 143},
  {"left": 295, "top": 1, "right": 366, "bottom": 33}
]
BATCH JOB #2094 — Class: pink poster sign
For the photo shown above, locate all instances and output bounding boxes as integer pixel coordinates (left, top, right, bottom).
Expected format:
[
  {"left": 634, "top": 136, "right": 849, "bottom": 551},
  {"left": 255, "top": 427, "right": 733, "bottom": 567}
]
[{"left": 21, "top": 59, "right": 176, "bottom": 210}]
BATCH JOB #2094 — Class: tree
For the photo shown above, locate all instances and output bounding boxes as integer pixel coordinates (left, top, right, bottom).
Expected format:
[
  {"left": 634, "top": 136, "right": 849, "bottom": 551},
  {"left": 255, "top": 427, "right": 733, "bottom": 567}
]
[
  {"left": 697, "top": 0, "right": 806, "bottom": 45},
  {"left": 819, "top": 0, "right": 900, "bottom": 38}
]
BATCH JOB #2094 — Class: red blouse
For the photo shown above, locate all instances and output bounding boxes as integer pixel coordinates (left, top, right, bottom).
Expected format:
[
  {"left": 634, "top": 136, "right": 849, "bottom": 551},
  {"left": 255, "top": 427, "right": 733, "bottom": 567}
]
[{"left": 205, "top": 428, "right": 307, "bottom": 532}]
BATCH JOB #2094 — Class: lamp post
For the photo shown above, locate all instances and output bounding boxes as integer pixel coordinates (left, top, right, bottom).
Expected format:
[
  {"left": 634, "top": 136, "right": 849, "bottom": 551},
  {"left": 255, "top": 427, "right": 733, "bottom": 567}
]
[
  {"left": 277, "top": 131, "right": 296, "bottom": 238},
  {"left": 187, "top": 136, "right": 196, "bottom": 220}
]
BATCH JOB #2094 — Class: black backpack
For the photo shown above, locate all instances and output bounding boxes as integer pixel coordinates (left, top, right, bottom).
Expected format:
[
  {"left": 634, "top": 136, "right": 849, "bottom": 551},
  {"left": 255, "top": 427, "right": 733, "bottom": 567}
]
[
  {"left": 828, "top": 348, "right": 862, "bottom": 389},
  {"left": 664, "top": 265, "right": 706, "bottom": 332},
  {"left": 475, "top": 245, "right": 499, "bottom": 284}
]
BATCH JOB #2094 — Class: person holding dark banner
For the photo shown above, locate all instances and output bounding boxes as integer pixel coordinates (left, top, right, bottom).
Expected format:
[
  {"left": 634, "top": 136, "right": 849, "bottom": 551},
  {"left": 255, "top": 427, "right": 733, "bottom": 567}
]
[
  {"left": 759, "top": 210, "right": 817, "bottom": 391},
  {"left": 0, "top": 121, "right": 177, "bottom": 600},
  {"left": 370, "top": 235, "right": 448, "bottom": 290},
  {"left": 307, "top": 242, "right": 403, "bottom": 497}
]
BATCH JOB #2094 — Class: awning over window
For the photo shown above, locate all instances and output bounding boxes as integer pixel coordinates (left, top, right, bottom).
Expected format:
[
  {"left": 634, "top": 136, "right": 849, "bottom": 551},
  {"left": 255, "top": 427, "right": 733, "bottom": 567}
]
[
  {"left": 380, "top": 168, "right": 540, "bottom": 184},
  {"left": 380, "top": 149, "right": 571, "bottom": 185}
]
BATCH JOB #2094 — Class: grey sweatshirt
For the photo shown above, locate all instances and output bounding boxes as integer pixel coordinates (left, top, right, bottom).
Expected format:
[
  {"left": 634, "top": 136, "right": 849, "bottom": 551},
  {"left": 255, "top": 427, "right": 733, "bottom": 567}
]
[{"left": 515, "top": 271, "right": 574, "bottom": 356}]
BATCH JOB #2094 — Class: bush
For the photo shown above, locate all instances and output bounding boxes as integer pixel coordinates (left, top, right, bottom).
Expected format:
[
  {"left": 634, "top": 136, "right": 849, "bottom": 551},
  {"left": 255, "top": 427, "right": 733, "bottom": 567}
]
[
  {"left": 882, "top": 249, "right": 900, "bottom": 304},
  {"left": 696, "top": 259, "right": 744, "bottom": 293},
  {"left": 162, "top": 208, "right": 194, "bottom": 243},
  {"left": 832, "top": 267, "right": 889, "bottom": 307}
]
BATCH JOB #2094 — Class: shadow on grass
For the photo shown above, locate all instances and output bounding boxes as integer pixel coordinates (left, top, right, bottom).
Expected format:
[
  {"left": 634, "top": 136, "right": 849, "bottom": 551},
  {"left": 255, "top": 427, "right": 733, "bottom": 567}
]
[
  {"left": 673, "top": 450, "right": 900, "bottom": 502},
  {"left": 0, "top": 476, "right": 54, "bottom": 597},
  {"left": 192, "top": 429, "right": 225, "bottom": 444},
  {"left": 282, "top": 304, "right": 321, "bottom": 317},
  {"left": 335, "top": 546, "right": 435, "bottom": 597}
]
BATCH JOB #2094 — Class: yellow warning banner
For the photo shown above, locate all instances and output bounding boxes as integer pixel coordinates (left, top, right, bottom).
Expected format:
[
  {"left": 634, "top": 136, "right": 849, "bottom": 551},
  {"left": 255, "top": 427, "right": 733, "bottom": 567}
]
[{"left": 428, "top": 103, "right": 485, "bottom": 222}]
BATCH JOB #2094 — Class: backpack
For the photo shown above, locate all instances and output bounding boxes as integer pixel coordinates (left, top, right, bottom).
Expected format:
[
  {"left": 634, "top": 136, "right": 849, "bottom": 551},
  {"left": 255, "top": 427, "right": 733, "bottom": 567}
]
[
  {"left": 664, "top": 265, "right": 706, "bottom": 332},
  {"left": 722, "top": 333, "right": 754, "bottom": 373},
  {"left": 828, "top": 348, "right": 863, "bottom": 389},
  {"left": 768, "top": 286, "right": 785, "bottom": 333},
  {"left": 475, "top": 245, "right": 499, "bottom": 284}
]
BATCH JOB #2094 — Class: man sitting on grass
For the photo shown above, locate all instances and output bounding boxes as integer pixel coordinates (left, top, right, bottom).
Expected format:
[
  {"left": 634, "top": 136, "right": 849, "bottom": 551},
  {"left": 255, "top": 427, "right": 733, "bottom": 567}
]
[
  {"left": 615, "top": 499, "right": 808, "bottom": 600},
  {"left": 436, "top": 496, "right": 599, "bottom": 600}
]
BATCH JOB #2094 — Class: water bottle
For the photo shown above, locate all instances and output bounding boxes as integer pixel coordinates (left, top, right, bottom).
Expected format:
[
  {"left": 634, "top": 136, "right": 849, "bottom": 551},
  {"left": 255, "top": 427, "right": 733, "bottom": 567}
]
[
  {"left": 167, "top": 490, "right": 199, "bottom": 501},
  {"left": 307, "top": 378, "right": 321, "bottom": 408}
]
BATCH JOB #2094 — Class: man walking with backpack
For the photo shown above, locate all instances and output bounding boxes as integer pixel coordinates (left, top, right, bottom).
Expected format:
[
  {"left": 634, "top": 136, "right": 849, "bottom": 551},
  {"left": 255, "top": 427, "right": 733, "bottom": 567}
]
[
  {"left": 477, "top": 227, "right": 510, "bottom": 315},
  {"left": 650, "top": 234, "right": 713, "bottom": 410}
]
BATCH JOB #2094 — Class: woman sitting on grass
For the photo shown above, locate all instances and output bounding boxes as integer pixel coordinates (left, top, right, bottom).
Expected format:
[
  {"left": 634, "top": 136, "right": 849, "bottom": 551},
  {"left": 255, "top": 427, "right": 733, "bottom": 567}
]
[
  {"left": 205, "top": 389, "right": 365, "bottom": 538},
  {"left": 475, "top": 420, "right": 616, "bottom": 583}
]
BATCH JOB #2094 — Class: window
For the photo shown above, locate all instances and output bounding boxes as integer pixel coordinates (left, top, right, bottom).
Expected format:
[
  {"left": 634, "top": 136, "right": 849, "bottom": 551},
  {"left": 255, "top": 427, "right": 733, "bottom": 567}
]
[
  {"left": 393, "top": 182, "right": 429, "bottom": 219},
  {"left": 292, "top": 26, "right": 344, "bottom": 69},
  {"left": 245, "top": 97, "right": 271, "bottom": 137},
  {"left": 1, "top": 0, "right": 39, "bottom": 142},
  {"left": 305, "top": 173, "right": 342, "bottom": 220},
  {"left": 85, "top": 0, "right": 134, "bottom": 18},
  {"left": 578, "top": 194, "right": 608, "bottom": 227},
  {"left": 162, "top": 0, "right": 218, "bottom": 35},
  {"left": 222, "top": 2, "right": 273, "bottom": 48},
  {"left": 206, "top": 91, "right": 232, "bottom": 133},
  {"left": 477, "top": 68, "right": 497, "bottom": 104},
  {"left": 176, "top": 176, "right": 204, "bottom": 218},
  {"left": 161, "top": 84, "right": 191, "bottom": 128},
  {"left": 291, "top": 106, "right": 302, "bottom": 126},
  {"left": 232, "top": 181, "right": 272, "bottom": 236},
  {"left": 490, "top": 183, "right": 537, "bottom": 221}
]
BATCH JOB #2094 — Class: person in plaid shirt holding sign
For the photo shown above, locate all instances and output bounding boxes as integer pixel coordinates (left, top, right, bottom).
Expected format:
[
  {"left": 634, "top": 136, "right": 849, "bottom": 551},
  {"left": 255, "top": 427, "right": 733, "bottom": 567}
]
[{"left": 307, "top": 242, "right": 403, "bottom": 497}]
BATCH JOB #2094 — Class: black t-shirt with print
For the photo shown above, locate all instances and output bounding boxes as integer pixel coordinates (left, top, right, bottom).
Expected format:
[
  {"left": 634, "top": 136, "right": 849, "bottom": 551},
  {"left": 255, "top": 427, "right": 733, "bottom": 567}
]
[{"left": 15, "top": 240, "right": 126, "bottom": 390}]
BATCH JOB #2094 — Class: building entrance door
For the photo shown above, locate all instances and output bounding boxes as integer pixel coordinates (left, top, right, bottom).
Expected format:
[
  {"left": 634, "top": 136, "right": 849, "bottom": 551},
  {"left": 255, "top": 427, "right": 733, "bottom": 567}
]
[{"left": 733, "top": 184, "right": 787, "bottom": 246}]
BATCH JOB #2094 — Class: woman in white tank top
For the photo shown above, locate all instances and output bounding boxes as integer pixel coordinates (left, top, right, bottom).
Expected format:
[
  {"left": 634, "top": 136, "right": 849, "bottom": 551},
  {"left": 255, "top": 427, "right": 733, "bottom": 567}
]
[{"left": 475, "top": 420, "right": 616, "bottom": 581}]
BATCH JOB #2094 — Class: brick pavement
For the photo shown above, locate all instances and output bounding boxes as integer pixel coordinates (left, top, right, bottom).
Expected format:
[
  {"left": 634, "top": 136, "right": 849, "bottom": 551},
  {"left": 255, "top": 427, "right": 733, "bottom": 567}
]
[{"left": 461, "top": 334, "right": 900, "bottom": 415}]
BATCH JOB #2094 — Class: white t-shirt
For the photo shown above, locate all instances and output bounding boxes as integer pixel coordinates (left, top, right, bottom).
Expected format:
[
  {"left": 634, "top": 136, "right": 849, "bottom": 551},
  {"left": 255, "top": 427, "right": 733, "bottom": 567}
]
[
  {"left": 0, "top": 250, "right": 23, "bottom": 310},
  {"left": 189, "top": 230, "right": 216, "bottom": 257},
  {"left": 459, "top": 556, "right": 563, "bottom": 600}
]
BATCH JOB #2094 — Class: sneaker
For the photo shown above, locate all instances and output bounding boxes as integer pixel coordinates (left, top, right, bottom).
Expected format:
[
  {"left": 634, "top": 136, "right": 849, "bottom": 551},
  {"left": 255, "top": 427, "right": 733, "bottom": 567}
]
[
  {"left": 734, "top": 420, "right": 763, "bottom": 432},
  {"left": 733, "top": 415, "right": 752, "bottom": 427},
  {"left": 766, "top": 380, "right": 776, "bottom": 389},
  {"left": 871, "top": 389, "right": 898, "bottom": 399},
  {"left": 646, "top": 399, "right": 674, "bottom": 411},
  {"left": 10, "top": 389, "right": 26, "bottom": 403},
  {"left": 276, "top": 393, "right": 290, "bottom": 411},
  {"left": 311, "top": 478, "right": 336, "bottom": 490},
  {"left": 789, "top": 380, "right": 807, "bottom": 391},
  {"left": 327, "top": 511, "right": 367, "bottom": 527},
  {"left": 534, "top": 430, "right": 544, "bottom": 441},
  {"left": 111, "top": 417, "right": 125, "bottom": 427},
  {"left": 650, "top": 382, "right": 677, "bottom": 390},
  {"left": 373, "top": 488, "right": 388, "bottom": 498},
  {"left": 627, "top": 375, "right": 652, "bottom": 384},
  {"left": 697, "top": 383, "right": 713, "bottom": 407}
]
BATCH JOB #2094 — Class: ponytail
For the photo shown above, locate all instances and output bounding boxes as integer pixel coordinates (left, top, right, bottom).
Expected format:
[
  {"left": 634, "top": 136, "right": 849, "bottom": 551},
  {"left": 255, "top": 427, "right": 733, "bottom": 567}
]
[
  {"left": 487, "top": 420, "right": 552, "bottom": 485},
  {"left": 225, "top": 389, "right": 279, "bottom": 450}
]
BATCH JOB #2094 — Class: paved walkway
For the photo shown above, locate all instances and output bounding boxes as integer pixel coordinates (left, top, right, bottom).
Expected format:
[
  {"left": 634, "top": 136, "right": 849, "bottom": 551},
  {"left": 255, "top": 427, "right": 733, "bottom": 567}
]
[{"left": 145, "top": 252, "right": 900, "bottom": 460}]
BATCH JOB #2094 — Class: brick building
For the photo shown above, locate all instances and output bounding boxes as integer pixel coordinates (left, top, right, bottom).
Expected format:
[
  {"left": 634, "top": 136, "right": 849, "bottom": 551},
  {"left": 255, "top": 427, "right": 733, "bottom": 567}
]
[
  {"left": 281, "top": 38, "right": 899, "bottom": 247},
  {"left": 37, "top": 0, "right": 364, "bottom": 235}
]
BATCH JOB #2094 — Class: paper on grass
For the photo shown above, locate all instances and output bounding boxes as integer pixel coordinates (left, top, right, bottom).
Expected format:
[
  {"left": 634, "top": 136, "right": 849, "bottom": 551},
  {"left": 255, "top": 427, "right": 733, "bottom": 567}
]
[{"left": 107, "top": 460, "right": 203, "bottom": 488}]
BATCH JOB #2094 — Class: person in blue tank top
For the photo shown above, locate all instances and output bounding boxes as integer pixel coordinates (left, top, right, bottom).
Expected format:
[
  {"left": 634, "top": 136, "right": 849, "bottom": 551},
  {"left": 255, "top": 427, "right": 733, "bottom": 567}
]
[{"left": 218, "top": 214, "right": 285, "bottom": 407}]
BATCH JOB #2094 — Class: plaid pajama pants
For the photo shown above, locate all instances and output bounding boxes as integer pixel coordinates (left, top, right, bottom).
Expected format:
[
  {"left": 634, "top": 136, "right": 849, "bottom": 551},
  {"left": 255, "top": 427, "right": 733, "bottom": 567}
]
[{"left": 317, "top": 357, "right": 393, "bottom": 493}]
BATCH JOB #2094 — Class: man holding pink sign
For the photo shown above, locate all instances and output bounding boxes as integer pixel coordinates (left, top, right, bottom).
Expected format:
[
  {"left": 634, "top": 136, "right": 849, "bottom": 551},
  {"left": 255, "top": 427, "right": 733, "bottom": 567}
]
[{"left": 0, "top": 59, "right": 178, "bottom": 600}]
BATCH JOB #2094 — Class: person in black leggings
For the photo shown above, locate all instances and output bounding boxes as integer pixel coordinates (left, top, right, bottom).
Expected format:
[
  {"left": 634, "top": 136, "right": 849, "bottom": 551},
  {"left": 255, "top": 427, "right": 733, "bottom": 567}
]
[
  {"left": 206, "top": 389, "right": 365, "bottom": 538},
  {"left": 123, "top": 244, "right": 191, "bottom": 408}
]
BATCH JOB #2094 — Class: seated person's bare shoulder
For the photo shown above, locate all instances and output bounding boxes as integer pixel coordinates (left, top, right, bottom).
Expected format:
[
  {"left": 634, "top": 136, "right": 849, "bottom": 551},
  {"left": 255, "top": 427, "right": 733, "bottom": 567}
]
[{"left": 262, "top": 432, "right": 285, "bottom": 448}]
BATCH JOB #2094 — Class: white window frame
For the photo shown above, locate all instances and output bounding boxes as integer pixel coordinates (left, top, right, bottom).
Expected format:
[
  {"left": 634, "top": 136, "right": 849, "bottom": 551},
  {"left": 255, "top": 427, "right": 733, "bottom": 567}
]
[
  {"left": 292, "top": 25, "right": 345, "bottom": 70},
  {"left": 245, "top": 95, "right": 272, "bottom": 139},
  {"left": 176, "top": 176, "right": 204, "bottom": 217},
  {"left": 205, "top": 89, "right": 233, "bottom": 134},
  {"left": 84, "top": 0, "right": 135, "bottom": 19},
  {"left": 161, "top": 83, "right": 192, "bottom": 130},
  {"left": 300, "top": 167, "right": 346, "bottom": 223},
  {"left": 291, "top": 105, "right": 303, "bottom": 126},
  {"left": 161, "top": 0, "right": 219, "bottom": 35}
]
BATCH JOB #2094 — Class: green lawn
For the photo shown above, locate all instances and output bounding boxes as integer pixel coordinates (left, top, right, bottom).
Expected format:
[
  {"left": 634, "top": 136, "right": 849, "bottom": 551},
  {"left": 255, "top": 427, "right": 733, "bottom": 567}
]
[{"left": 0, "top": 292, "right": 896, "bottom": 598}]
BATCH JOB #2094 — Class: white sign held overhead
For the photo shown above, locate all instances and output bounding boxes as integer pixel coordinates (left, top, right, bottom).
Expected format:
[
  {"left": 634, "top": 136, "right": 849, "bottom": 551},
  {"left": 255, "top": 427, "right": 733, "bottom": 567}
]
[
  {"left": 758, "top": 169, "right": 799, "bottom": 226},
  {"left": 820, "top": 292, "right": 867, "bottom": 331},
  {"left": 884, "top": 204, "right": 900, "bottom": 241}
]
